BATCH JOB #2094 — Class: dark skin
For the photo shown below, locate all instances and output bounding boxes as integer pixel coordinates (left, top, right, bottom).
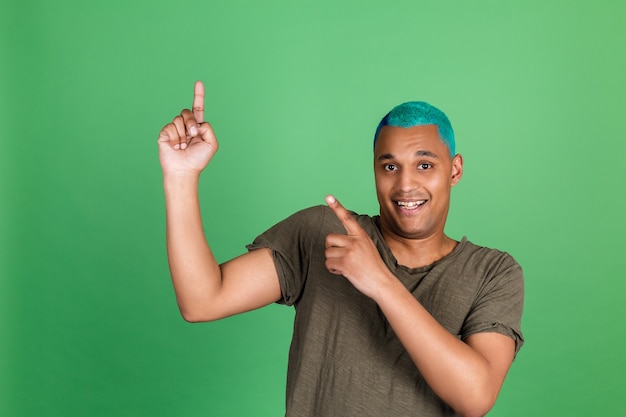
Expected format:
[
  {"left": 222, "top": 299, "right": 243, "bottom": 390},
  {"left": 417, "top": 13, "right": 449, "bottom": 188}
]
[
  {"left": 158, "top": 82, "right": 516, "bottom": 417},
  {"left": 373, "top": 124, "right": 463, "bottom": 267}
]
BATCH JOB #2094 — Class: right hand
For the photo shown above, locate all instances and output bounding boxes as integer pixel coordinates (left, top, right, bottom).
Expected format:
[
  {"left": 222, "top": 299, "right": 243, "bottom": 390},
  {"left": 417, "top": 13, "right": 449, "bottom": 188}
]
[{"left": 158, "top": 81, "right": 219, "bottom": 176}]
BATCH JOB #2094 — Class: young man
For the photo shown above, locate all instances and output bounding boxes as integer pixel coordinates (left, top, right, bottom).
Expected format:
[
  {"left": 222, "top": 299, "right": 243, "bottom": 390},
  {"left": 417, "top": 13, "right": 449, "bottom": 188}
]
[{"left": 158, "top": 81, "right": 524, "bottom": 417}]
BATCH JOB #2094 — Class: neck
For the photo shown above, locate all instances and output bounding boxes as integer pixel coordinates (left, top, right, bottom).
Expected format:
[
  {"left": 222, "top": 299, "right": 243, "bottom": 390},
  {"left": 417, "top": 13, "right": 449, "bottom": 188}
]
[{"left": 381, "top": 230, "right": 458, "bottom": 269}]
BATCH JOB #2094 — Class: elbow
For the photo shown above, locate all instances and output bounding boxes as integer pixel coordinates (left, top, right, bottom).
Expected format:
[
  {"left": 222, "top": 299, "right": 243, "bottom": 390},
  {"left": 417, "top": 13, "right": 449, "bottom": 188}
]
[
  {"left": 181, "top": 311, "right": 206, "bottom": 323},
  {"left": 458, "top": 408, "right": 491, "bottom": 417},
  {"left": 454, "top": 389, "right": 498, "bottom": 417},
  {"left": 178, "top": 304, "right": 221, "bottom": 323},
  {"left": 457, "top": 404, "right": 493, "bottom": 417}
]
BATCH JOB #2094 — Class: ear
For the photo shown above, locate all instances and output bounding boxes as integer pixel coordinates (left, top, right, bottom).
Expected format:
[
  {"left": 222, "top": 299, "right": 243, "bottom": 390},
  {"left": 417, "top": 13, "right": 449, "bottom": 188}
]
[{"left": 450, "top": 154, "right": 463, "bottom": 186}]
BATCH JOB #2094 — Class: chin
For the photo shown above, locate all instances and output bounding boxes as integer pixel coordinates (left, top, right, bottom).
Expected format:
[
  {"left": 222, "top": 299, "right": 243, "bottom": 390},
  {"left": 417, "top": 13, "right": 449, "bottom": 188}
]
[{"left": 385, "top": 221, "right": 428, "bottom": 240}]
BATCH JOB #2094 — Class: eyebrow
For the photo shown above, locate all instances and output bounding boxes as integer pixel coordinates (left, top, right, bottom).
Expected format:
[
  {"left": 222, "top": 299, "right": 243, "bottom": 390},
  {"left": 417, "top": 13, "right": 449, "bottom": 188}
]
[
  {"left": 416, "top": 150, "right": 439, "bottom": 158},
  {"left": 377, "top": 150, "right": 439, "bottom": 161}
]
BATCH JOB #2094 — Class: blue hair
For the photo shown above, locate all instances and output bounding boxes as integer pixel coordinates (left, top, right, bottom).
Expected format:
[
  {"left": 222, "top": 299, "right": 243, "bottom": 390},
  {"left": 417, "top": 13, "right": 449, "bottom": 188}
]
[{"left": 374, "top": 101, "right": 455, "bottom": 156}]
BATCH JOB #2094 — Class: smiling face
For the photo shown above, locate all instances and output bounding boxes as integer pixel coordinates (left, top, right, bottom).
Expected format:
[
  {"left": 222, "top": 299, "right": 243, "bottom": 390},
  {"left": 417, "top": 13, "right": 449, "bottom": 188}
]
[{"left": 374, "top": 124, "right": 463, "bottom": 243}]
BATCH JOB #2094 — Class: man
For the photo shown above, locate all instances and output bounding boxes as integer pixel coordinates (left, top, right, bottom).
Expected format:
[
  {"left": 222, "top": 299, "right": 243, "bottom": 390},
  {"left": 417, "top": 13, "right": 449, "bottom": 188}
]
[{"left": 158, "top": 81, "right": 524, "bottom": 417}]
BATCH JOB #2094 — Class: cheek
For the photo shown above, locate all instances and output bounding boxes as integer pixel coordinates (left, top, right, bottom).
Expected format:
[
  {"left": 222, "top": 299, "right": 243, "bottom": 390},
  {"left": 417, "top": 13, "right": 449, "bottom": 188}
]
[
  {"left": 430, "top": 180, "right": 452, "bottom": 209},
  {"left": 427, "top": 174, "right": 450, "bottom": 192},
  {"left": 374, "top": 175, "right": 393, "bottom": 197}
]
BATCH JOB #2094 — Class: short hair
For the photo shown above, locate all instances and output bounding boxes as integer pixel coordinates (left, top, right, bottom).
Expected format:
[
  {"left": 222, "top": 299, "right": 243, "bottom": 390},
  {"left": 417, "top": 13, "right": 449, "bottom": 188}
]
[{"left": 374, "top": 101, "right": 455, "bottom": 156}]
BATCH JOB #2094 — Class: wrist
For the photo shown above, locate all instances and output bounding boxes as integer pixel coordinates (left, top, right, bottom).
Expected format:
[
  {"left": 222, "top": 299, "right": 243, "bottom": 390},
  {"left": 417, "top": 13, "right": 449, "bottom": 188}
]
[
  {"left": 371, "top": 270, "right": 406, "bottom": 305},
  {"left": 162, "top": 170, "right": 201, "bottom": 185},
  {"left": 162, "top": 172, "right": 202, "bottom": 199}
]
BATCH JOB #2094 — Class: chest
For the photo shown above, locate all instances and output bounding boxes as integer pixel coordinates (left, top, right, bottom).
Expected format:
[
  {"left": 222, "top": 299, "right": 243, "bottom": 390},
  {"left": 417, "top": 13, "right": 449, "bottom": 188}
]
[{"left": 298, "top": 256, "right": 482, "bottom": 338}]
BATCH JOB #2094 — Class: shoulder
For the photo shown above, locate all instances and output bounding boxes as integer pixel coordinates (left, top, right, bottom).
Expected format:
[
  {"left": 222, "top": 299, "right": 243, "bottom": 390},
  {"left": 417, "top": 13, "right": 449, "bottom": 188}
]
[
  {"left": 249, "top": 206, "right": 343, "bottom": 249},
  {"left": 280, "top": 205, "right": 335, "bottom": 232},
  {"left": 280, "top": 206, "right": 377, "bottom": 234},
  {"left": 260, "top": 205, "right": 329, "bottom": 232},
  {"left": 455, "top": 239, "right": 522, "bottom": 275},
  {"left": 441, "top": 239, "right": 524, "bottom": 296}
]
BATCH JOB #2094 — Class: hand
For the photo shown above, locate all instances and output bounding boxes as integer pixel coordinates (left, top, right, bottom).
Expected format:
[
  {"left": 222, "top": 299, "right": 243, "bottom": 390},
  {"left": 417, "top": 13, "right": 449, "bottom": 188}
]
[
  {"left": 324, "top": 195, "right": 395, "bottom": 299},
  {"left": 158, "top": 81, "right": 219, "bottom": 176}
]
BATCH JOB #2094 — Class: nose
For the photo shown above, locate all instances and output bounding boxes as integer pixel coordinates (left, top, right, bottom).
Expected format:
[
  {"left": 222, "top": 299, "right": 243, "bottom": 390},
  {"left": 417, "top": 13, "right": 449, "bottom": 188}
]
[{"left": 397, "top": 169, "right": 419, "bottom": 193}]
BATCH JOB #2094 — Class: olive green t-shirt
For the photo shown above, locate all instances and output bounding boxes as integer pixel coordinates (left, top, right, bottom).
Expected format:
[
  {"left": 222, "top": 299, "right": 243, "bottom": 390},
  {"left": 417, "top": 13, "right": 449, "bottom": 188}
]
[{"left": 248, "top": 206, "right": 524, "bottom": 417}]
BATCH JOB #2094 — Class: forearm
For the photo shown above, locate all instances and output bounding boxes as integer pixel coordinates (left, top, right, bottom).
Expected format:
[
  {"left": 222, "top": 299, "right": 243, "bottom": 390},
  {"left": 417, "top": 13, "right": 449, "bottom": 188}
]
[
  {"left": 163, "top": 174, "right": 222, "bottom": 321},
  {"left": 374, "top": 278, "right": 501, "bottom": 417}
]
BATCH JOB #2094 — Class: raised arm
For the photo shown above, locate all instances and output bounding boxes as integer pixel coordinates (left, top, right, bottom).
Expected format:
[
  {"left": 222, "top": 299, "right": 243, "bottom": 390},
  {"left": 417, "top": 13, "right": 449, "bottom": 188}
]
[{"left": 158, "top": 81, "right": 281, "bottom": 322}]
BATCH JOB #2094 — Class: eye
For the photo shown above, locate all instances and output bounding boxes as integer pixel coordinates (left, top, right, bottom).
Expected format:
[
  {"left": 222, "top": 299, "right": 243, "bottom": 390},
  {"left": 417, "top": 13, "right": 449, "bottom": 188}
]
[
  {"left": 418, "top": 163, "right": 432, "bottom": 170},
  {"left": 383, "top": 163, "right": 397, "bottom": 172}
]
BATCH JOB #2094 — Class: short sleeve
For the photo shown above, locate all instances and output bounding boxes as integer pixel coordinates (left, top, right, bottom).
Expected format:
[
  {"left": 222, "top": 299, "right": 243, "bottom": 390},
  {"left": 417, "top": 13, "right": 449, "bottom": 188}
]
[
  {"left": 246, "top": 206, "right": 326, "bottom": 306},
  {"left": 461, "top": 256, "right": 525, "bottom": 355}
]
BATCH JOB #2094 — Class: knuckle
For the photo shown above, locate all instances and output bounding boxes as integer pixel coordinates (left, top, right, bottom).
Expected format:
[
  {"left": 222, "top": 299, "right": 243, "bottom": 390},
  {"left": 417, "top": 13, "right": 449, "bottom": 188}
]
[
  {"left": 160, "top": 123, "right": 171, "bottom": 133},
  {"left": 181, "top": 109, "right": 193, "bottom": 119},
  {"left": 161, "top": 123, "right": 175, "bottom": 135},
  {"left": 158, "top": 128, "right": 169, "bottom": 141}
]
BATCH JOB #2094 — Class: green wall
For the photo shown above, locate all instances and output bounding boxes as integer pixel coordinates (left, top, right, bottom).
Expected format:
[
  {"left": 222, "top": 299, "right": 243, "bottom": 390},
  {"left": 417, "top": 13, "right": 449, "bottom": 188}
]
[{"left": 2, "top": 1, "right": 625, "bottom": 415}]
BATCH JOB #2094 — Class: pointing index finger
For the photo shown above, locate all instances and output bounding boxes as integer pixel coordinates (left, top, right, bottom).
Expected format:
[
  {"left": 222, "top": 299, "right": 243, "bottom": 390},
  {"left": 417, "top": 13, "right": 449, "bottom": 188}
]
[
  {"left": 193, "top": 80, "right": 205, "bottom": 123},
  {"left": 326, "top": 195, "right": 363, "bottom": 236}
]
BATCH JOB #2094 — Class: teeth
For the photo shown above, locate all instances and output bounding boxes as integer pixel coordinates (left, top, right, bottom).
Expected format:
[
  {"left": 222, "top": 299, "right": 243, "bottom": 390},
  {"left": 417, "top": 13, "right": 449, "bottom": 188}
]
[{"left": 397, "top": 200, "right": 426, "bottom": 208}]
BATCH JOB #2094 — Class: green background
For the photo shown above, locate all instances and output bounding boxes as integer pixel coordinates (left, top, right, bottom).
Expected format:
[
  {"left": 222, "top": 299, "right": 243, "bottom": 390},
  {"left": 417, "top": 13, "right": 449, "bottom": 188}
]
[{"left": 2, "top": 0, "right": 625, "bottom": 416}]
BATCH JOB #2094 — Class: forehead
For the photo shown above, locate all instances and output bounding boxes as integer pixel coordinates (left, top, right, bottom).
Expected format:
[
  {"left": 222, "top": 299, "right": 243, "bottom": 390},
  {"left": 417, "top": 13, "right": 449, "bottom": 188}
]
[{"left": 374, "top": 124, "right": 448, "bottom": 157}]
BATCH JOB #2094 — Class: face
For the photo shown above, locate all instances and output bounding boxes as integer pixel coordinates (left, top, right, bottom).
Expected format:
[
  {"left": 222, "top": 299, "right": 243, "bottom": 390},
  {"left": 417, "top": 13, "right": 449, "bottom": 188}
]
[{"left": 374, "top": 124, "right": 463, "bottom": 242}]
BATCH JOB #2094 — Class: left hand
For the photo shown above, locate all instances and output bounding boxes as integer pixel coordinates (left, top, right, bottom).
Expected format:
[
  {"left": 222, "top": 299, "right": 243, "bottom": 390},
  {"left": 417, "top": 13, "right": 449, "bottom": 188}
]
[{"left": 324, "top": 195, "right": 395, "bottom": 299}]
